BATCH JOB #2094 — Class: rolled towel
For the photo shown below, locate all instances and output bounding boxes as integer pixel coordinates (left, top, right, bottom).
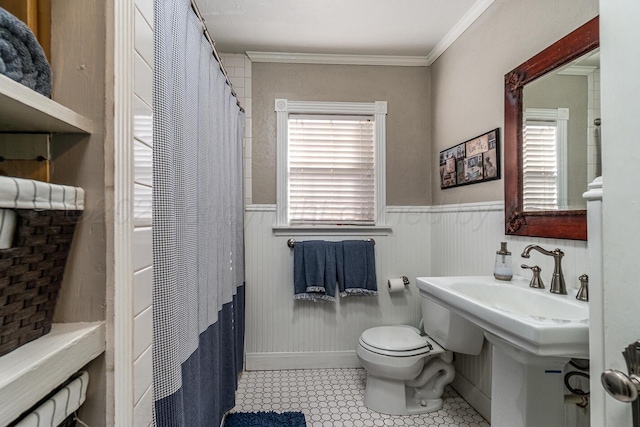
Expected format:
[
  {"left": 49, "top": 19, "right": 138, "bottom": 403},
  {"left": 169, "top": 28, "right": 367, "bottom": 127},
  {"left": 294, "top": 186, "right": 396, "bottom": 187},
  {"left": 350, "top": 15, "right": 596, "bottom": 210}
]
[
  {"left": 336, "top": 240, "right": 378, "bottom": 297},
  {"left": 0, "top": 176, "right": 84, "bottom": 210},
  {"left": 0, "top": 7, "right": 51, "bottom": 96}
]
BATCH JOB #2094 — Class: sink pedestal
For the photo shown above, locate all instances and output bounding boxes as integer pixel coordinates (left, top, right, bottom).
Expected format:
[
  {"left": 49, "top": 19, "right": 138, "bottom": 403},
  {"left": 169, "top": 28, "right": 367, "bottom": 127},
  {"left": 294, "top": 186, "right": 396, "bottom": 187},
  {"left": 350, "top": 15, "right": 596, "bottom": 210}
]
[
  {"left": 416, "top": 276, "right": 589, "bottom": 427},
  {"left": 487, "top": 333, "right": 568, "bottom": 427}
]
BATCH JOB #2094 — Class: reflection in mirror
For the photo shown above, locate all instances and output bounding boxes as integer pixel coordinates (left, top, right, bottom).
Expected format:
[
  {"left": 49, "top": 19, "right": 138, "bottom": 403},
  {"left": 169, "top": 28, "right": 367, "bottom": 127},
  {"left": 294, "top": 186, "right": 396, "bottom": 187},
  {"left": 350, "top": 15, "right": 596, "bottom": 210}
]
[{"left": 521, "top": 49, "right": 600, "bottom": 211}]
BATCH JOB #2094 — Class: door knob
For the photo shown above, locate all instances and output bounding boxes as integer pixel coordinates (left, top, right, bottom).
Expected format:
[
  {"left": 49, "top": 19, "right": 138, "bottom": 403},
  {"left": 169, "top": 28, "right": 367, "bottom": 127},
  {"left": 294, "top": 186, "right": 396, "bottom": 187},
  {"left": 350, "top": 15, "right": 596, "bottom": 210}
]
[
  {"left": 601, "top": 340, "right": 640, "bottom": 427},
  {"left": 601, "top": 369, "right": 640, "bottom": 402}
]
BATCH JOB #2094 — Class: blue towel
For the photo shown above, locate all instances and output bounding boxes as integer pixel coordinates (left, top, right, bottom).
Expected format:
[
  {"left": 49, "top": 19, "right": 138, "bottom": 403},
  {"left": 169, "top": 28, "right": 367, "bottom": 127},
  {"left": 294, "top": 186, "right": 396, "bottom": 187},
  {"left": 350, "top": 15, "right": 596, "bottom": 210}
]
[
  {"left": 0, "top": 7, "right": 51, "bottom": 96},
  {"left": 336, "top": 240, "right": 378, "bottom": 297},
  {"left": 293, "top": 240, "right": 336, "bottom": 302}
]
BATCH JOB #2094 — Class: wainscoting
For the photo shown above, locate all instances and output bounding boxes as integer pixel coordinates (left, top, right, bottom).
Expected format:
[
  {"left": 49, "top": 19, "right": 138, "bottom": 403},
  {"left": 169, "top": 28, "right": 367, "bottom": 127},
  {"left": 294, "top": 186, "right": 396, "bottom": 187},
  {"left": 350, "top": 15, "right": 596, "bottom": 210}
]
[
  {"left": 244, "top": 205, "right": 432, "bottom": 370},
  {"left": 244, "top": 202, "right": 589, "bottom": 424}
]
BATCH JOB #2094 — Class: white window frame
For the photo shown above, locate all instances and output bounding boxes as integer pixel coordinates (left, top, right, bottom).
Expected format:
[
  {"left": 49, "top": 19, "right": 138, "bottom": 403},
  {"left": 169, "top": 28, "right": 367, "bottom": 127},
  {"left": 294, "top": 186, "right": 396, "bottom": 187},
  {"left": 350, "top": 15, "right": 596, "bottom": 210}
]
[
  {"left": 275, "top": 99, "right": 387, "bottom": 230},
  {"left": 523, "top": 107, "right": 569, "bottom": 210}
]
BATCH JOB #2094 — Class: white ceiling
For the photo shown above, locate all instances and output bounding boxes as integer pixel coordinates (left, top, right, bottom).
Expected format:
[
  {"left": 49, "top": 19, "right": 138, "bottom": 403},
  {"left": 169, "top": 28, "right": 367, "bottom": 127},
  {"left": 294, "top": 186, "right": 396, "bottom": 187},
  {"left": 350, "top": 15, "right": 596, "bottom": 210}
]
[{"left": 198, "top": 0, "right": 491, "bottom": 59}]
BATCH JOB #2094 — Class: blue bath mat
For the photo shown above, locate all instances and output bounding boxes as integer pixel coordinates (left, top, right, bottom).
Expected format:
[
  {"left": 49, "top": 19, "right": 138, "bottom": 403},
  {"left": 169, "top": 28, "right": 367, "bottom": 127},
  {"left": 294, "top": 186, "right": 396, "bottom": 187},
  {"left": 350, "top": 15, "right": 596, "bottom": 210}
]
[{"left": 224, "top": 411, "right": 306, "bottom": 427}]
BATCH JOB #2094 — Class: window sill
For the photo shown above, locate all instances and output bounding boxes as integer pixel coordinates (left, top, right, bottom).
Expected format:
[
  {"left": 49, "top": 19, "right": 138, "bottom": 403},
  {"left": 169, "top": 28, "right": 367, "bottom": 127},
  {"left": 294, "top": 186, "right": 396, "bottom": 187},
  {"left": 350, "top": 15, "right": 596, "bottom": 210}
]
[{"left": 272, "top": 225, "right": 392, "bottom": 236}]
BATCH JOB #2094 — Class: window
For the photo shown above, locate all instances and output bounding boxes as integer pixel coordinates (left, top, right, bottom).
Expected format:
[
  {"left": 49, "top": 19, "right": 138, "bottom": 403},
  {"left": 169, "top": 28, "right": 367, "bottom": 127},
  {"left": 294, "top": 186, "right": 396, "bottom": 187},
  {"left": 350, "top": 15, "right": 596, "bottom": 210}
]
[
  {"left": 522, "top": 108, "right": 569, "bottom": 210},
  {"left": 275, "top": 99, "right": 387, "bottom": 227}
]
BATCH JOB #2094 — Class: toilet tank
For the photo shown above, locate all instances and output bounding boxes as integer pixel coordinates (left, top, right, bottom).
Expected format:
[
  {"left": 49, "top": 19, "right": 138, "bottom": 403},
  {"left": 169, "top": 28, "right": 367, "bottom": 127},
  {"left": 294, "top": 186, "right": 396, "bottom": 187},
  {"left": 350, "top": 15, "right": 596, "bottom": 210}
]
[{"left": 422, "top": 297, "right": 484, "bottom": 355}]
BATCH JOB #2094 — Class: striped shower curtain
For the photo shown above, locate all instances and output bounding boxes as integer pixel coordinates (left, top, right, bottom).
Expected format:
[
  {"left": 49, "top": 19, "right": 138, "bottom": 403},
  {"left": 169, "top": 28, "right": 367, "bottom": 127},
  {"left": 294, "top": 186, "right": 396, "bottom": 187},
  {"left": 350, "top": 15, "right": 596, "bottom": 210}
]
[{"left": 152, "top": 1, "right": 245, "bottom": 426}]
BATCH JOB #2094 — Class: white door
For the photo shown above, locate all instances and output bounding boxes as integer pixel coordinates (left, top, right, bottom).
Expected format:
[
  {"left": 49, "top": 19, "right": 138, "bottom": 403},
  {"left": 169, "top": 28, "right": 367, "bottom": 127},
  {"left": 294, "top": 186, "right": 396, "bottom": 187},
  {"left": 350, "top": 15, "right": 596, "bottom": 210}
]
[{"left": 596, "top": 2, "right": 640, "bottom": 426}]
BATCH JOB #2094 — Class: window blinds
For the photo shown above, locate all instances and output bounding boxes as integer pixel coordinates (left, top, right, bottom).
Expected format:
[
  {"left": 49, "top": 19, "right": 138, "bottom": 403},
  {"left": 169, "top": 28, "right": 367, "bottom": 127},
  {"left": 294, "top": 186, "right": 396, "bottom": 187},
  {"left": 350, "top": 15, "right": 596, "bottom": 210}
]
[
  {"left": 523, "top": 121, "right": 558, "bottom": 211},
  {"left": 288, "top": 115, "right": 375, "bottom": 225}
]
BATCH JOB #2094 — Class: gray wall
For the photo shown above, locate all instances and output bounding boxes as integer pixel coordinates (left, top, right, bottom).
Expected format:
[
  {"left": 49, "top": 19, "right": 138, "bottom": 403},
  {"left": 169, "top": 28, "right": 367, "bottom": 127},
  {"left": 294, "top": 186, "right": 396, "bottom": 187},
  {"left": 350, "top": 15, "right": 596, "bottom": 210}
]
[
  {"left": 252, "top": 63, "right": 431, "bottom": 206},
  {"left": 430, "top": 0, "right": 599, "bottom": 205}
]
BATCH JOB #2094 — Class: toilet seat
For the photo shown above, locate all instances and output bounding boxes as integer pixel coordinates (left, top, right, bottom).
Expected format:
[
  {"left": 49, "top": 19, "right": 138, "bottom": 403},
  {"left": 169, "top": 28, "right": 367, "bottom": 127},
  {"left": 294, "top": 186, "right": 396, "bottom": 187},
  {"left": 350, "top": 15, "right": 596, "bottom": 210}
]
[{"left": 359, "top": 325, "right": 443, "bottom": 357}]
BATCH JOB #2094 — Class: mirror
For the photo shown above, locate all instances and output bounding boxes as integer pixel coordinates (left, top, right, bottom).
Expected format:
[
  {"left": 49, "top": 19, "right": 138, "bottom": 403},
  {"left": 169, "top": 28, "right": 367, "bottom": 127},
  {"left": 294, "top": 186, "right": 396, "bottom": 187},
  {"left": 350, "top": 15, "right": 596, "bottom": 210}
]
[
  {"left": 523, "top": 48, "right": 600, "bottom": 211},
  {"left": 504, "top": 16, "right": 599, "bottom": 240}
]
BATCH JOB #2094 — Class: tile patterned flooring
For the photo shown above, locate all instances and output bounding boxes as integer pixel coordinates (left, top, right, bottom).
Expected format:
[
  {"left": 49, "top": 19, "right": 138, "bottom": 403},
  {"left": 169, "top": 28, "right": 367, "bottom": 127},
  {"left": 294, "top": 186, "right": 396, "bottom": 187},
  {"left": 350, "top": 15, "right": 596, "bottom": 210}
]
[{"left": 231, "top": 368, "right": 490, "bottom": 426}]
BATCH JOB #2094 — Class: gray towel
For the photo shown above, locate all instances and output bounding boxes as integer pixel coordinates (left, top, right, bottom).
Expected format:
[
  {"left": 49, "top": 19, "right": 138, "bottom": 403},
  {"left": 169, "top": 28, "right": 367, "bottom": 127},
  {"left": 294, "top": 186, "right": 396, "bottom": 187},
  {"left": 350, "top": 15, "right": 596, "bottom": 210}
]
[
  {"left": 0, "top": 7, "right": 51, "bottom": 96},
  {"left": 336, "top": 240, "right": 378, "bottom": 297},
  {"left": 293, "top": 240, "right": 337, "bottom": 302}
]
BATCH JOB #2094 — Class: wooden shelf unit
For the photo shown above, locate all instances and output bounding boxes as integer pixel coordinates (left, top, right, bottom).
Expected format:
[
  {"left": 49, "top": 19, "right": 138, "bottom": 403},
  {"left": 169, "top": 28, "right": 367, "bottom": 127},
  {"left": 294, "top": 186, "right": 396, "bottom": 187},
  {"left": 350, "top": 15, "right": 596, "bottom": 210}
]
[
  {"left": 0, "top": 322, "right": 105, "bottom": 426},
  {"left": 0, "top": 2, "right": 113, "bottom": 424},
  {"left": 0, "top": 73, "right": 93, "bottom": 134}
]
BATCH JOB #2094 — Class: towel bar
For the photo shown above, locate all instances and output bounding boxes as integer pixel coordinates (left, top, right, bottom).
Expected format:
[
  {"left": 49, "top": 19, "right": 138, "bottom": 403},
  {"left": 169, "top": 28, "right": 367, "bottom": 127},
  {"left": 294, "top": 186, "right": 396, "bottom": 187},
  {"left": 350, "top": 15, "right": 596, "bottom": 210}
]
[{"left": 287, "top": 238, "right": 375, "bottom": 248}]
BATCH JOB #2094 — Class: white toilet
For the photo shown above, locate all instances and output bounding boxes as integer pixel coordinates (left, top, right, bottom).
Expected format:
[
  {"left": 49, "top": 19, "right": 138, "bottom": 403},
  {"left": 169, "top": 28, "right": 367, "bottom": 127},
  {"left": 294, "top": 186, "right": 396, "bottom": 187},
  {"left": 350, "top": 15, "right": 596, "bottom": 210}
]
[{"left": 356, "top": 297, "right": 485, "bottom": 415}]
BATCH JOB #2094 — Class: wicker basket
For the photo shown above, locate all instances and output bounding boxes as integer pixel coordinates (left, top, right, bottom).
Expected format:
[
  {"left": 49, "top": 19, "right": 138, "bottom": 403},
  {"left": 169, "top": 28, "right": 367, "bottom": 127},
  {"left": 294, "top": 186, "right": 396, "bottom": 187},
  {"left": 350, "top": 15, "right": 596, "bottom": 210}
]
[{"left": 0, "top": 209, "right": 82, "bottom": 356}]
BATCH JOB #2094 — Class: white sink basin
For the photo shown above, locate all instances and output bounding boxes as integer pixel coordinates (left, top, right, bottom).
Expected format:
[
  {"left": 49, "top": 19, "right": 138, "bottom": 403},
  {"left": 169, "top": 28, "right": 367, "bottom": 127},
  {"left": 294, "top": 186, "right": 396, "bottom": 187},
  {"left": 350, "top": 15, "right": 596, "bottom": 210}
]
[{"left": 416, "top": 276, "right": 589, "bottom": 358}]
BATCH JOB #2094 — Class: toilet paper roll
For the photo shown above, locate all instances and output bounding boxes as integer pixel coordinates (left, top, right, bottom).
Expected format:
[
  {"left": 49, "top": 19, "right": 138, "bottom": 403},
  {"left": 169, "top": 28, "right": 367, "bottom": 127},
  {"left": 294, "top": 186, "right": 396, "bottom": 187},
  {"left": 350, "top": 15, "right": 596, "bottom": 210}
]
[{"left": 387, "top": 278, "right": 406, "bottom": 293}]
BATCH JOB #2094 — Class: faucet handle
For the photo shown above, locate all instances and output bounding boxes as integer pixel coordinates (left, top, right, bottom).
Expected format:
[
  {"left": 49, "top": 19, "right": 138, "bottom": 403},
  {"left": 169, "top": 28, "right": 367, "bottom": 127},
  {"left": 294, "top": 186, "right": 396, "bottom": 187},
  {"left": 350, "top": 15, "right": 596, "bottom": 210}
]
[
  {"left": 521, "top": 264, "right": 545, "bottom": 289},
  {"left": 576, "top": 274, "right": 589, "bottom": 301}
]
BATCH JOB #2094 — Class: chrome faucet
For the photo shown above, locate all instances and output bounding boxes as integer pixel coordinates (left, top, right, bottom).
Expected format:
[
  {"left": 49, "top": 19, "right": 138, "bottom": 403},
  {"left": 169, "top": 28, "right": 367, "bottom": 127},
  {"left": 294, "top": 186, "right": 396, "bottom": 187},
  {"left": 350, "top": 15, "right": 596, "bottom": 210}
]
[{"left": 521, "top": 245, "right": 567, "bottom": 295}]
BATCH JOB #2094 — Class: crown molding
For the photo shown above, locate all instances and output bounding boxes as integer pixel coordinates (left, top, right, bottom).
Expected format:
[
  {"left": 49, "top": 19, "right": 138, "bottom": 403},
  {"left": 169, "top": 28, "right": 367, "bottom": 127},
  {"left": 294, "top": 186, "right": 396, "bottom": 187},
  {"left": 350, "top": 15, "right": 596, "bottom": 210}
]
[
  {"left": 425, "top": 0, "right": 495, "bottom": 65},
  {"left": 246, "top": 51, "right": 429, "bottom": 67},
  {"left": 246, "top": 0, "right": 494, "bottom": 67}
]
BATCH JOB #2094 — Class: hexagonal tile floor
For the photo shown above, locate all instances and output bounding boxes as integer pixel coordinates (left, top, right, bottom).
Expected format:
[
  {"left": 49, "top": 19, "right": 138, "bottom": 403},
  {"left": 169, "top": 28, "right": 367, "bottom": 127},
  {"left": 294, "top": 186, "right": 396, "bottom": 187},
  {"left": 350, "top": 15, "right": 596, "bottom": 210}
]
[{"left": 230, "top": 368, "right": 490, "bottom": 426}]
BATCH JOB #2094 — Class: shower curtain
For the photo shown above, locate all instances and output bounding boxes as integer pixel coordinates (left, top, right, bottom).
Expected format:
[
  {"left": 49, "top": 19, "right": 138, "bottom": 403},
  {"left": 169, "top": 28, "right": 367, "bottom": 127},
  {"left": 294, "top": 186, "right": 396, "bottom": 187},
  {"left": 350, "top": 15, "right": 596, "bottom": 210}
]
[{"left": 152, "top": 1, "right": 245, "bottom": 426}]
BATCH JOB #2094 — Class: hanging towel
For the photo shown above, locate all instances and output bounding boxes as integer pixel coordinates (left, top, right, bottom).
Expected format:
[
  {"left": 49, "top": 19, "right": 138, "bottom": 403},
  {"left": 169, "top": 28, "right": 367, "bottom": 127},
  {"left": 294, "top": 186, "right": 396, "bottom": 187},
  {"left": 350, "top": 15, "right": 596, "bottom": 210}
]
[
  {"left": 293, "top": 240, "right": 337, "bottom": 302},
  {"left": 336, "top": 240, "right": 378, "bottom": 297},
  {"left": 0, "top": 7, "right": 51, "bottom": 96}
]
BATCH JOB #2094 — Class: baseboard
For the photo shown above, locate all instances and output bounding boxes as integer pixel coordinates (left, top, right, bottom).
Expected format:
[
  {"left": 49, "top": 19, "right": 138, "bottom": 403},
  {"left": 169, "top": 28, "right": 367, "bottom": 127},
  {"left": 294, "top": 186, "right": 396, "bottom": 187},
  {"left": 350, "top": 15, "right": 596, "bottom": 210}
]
[
  {"left": 246, "top": 351, "right": 362, "bottom": 371},
  {"left": 451, "top": 373, "right": 492, "bottom": 423}
]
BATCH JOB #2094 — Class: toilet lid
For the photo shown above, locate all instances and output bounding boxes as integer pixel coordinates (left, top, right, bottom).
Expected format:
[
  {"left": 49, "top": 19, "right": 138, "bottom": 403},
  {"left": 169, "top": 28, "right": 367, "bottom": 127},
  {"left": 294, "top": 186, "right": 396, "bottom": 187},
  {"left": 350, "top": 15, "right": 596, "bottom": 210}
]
[{"left": 360, "top": 326, "right": 430, "bottom": 351}]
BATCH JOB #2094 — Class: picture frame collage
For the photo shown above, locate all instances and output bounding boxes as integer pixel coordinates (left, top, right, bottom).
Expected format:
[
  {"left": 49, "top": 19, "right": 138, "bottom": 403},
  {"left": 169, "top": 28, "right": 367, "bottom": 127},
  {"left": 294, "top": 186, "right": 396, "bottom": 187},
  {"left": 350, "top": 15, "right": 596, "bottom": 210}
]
[{"left": 439, "top": 128, "right": 500, "bottom": 189}]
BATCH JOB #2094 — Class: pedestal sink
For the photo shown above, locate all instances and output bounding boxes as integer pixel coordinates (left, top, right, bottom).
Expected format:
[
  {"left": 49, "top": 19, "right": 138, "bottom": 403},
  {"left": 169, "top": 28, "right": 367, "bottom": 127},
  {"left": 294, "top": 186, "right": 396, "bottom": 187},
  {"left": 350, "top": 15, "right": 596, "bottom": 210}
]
[{"left": 416, "top": 276, "right": 589, "bottom": 427}]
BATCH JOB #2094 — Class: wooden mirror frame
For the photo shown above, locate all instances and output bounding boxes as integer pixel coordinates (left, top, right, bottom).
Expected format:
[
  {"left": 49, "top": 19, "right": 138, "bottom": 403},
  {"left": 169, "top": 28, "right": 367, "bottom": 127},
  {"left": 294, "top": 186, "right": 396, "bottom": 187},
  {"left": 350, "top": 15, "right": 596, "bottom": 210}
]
[{"left": 504, "top": 16, "right": 599, "bottom": 241}]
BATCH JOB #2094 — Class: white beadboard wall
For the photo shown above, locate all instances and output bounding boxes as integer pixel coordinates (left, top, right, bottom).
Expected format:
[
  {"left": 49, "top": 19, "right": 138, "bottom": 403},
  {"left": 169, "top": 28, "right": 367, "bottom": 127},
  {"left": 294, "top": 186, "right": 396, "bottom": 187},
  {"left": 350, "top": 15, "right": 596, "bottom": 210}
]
[
  {"left": 245, "top": 201, "right": 590, "bottom": 425},
  {"left": 133, "top": 1, "right": 153, "bottom": 425},
  {"left": 244, "top": 206, "right": 432, "bottom": 370}
]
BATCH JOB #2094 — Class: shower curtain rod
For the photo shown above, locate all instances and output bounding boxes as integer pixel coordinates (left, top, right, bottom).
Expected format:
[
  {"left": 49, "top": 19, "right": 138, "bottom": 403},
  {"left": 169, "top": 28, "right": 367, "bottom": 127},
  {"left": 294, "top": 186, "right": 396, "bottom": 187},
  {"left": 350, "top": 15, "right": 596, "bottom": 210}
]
[{"left": 190, "top": 0, "right": 245, "bottom": 113}]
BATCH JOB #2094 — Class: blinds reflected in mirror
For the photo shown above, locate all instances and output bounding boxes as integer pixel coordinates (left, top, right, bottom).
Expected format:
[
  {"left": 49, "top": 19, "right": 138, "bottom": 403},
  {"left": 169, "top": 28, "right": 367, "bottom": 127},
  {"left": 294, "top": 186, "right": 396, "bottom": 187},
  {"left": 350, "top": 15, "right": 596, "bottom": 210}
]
[{"left": 523, "top": 108, "right": 569, "bottom": 211}]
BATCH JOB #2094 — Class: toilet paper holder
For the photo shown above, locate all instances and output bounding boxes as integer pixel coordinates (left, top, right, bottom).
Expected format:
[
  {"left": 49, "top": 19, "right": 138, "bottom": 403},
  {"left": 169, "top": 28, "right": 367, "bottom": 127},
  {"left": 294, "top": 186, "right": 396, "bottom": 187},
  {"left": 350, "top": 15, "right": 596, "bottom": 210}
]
[
  {"left": 387, "top": 276, "right": 411, "bottom": 293},
  {"left": 388, "top": 276, "right": 410, "bottom": 286}
]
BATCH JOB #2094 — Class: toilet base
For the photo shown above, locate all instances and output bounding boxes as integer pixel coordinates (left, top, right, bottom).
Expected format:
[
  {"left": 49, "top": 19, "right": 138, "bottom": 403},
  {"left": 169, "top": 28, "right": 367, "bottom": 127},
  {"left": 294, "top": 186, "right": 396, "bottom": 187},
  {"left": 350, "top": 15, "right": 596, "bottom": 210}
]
[
  {"left": 356, "top": 324, "right": 460, "bottom": 416},
  {"left": 364, "top": 376, "right": 444, "bottom": 415}
]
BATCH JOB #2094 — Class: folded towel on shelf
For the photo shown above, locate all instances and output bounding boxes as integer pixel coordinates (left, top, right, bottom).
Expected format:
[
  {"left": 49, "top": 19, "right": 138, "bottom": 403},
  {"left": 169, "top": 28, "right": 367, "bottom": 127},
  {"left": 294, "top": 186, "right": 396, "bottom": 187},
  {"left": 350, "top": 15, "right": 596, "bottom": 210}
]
[
  {"left": 0, "top": 7, "right": 51, "bottom": 96},
  {"left": 336, "top": 240, "right": 378, "bottom": 297},
  {"left": 293, "top": 240, "right": 337, "bottom": 302},
  {"left": 0, "top": 176, "right": 85, "bottom": 210}
]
